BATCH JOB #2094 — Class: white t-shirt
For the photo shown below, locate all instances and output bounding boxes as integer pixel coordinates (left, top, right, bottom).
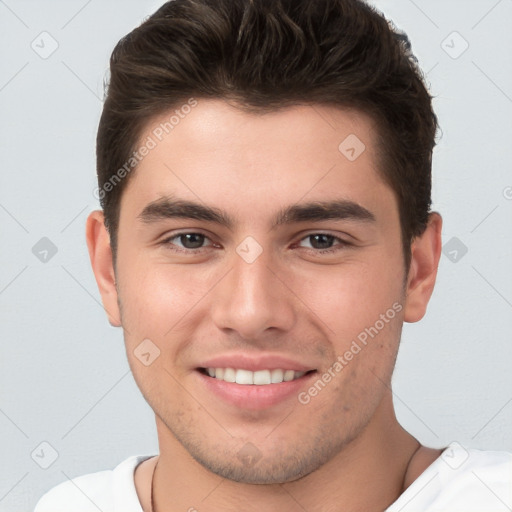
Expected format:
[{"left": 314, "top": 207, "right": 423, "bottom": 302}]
[{"left": 34, "top": 442, "right": 512, "bottom": 512}]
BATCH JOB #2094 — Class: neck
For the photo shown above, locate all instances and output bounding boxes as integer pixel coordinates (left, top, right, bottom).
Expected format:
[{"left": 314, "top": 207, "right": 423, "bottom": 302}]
[{"left": 150, "top": 395, "right": 422, "bottom": 512}]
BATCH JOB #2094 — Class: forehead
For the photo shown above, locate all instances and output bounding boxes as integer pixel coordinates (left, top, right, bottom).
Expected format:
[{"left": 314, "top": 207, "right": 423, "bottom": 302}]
[
  {"left": 120, "top": 100, "right": 394, "bottom": 224},
  {"left": 139, "top": 100, "right": 381, "bottom": 166}
]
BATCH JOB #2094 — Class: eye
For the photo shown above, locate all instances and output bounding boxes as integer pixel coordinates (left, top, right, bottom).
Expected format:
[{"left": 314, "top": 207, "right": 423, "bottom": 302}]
[
  {"left": 159, "top": 232, "right": 349, "bottom": 255},
  {"left": 297, "top": 233, "right": 348, "bottom": 253},
  {"left": 161, "top": 232, "right": 215, "bottom": 252}
]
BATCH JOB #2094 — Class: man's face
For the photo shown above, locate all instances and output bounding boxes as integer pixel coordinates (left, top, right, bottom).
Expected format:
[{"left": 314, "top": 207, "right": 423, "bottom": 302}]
[{"left": 113, "top": 100, "right": 407, "bottom": 483}]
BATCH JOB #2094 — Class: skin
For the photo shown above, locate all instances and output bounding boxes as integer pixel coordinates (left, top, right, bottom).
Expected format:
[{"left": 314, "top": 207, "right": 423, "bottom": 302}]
[{"left": 87, "top": 100, "right": 443, "bottom": 512}]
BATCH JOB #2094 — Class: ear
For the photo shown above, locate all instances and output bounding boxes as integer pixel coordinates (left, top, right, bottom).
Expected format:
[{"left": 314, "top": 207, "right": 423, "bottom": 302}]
[
  {"left": 85, "top": 210, "right": 122, "bottom": 327},
  {"left": 403, "top": 212, "right": 443, "bottom": 323}
]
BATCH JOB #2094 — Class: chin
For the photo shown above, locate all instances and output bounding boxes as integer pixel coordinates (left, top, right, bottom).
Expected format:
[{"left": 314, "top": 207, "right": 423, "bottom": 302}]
[
  {"left": 190, "top": 451, "right": 318, "bottom": 484},
  {"left": 172, "top": 426, "right": 353, "bottom": 485}
]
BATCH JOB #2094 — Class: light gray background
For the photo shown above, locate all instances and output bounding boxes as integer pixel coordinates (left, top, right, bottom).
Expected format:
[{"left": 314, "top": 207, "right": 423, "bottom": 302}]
[{"left": 0, "top": 0, "right": 511, "bottom": 510}]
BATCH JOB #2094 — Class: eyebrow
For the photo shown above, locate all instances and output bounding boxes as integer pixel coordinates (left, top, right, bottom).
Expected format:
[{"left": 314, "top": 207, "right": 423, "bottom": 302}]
[{"left": 137, "top": 196, "right": 376, "bottom": 229}]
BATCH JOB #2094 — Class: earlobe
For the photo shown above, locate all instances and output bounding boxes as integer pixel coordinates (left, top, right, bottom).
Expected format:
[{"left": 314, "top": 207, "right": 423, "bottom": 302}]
[
  {"left": 403, "top": 212, "right": 443, "bottom": 323},
  {"left": 85, "top": 210, "right": 122, "bottom": 327}
]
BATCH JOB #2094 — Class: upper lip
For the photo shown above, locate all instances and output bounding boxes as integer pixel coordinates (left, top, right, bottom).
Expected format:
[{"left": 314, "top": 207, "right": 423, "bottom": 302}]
[{"left": 197, "top": 353, "right": 316, "bottom": 373}]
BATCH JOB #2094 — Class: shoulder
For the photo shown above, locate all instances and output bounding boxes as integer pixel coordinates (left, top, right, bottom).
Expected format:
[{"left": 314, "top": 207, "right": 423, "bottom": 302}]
[
  {"left": 34, "top": 455, "right": 153, "bottom": 512},
  {"left": 34, "top": 468, "right": 114, "bottom": 512},
  {"left": 389, "top": 442, "right": 512, "bottom": 512},
  {"left": 437, "top": 443, "right": 512, "bottom": 497}
]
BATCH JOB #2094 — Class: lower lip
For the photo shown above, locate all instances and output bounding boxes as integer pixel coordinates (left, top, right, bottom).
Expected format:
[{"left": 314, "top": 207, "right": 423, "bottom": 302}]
[{"left": 196, "top": 370, "right": 316, "bottom": 410}]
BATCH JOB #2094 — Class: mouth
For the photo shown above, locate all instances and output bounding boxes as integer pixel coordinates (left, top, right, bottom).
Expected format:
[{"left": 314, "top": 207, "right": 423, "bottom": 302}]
[
  {"left": 195, "top": 363, "right": 318, "bottom": 410},
  {"left": 194, "top": 354, "right": 319, "bottom": 409},
  {"left": 198, "top": 367, "right": 315, "bottom": 385}
]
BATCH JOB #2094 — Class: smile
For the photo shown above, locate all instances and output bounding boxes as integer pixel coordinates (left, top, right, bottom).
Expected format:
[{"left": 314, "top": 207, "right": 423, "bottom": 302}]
[{"left": 201, "top": 368, "right": 309, "bottom": 385}]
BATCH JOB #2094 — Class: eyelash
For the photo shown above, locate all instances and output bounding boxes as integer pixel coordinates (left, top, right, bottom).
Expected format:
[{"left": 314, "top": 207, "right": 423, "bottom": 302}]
[{"left": 159, "top": 232, "right": 350, "bottom": 255}]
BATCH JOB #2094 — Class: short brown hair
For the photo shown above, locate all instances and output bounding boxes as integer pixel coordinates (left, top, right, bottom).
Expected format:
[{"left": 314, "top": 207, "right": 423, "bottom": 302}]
[{"left": 96, "top": 0, "right": 438, "bottom": 268}]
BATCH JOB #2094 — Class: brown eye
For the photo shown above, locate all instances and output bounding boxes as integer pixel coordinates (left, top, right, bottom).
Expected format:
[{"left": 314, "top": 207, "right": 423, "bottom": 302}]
[
  {"left": 177, "top": 233, "right": 206, "bottom": 249},
  {"left": 296, "top": 233, "right": 349, "bottom": 254},
  {"left": 307, "top": 234, "right": 336, "bottom": 250},
  {"left": 161, "top": 232, "right": 215, "bottom": 252}
]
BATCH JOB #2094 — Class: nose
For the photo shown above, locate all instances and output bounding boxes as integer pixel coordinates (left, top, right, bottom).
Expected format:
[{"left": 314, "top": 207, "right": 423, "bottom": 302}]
[{"left": 210, "top": 244, "right": 297, "bottom": 341}]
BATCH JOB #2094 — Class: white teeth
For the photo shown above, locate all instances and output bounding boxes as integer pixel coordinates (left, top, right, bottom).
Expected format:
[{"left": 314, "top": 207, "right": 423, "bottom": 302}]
[
  {"left": 271, "top": 369, "right": 284, "bottom": 383},
  {"left": 283, "top": 370, "right": 295, "bottom": 382},
  {"left": 253, "top": 370, "right": 271, "bottom": 385},
  {"left": 235, "top": 369, "right": 253, "bottom": 385},
  {"left": 204, "top": 367, "right": 307, "bottom": 385},
  {"left": 223, "top": 368, "right": 236, "bottom": 383}
]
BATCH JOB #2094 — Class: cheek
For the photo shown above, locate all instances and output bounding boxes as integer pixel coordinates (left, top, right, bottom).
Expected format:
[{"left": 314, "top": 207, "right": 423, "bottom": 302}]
[
  {"left": 116, "top": 255, "right": 201, "bottom": 336},
  {"left": 288, "top": 255, "right": 404, "bottom": 341},
  {"left": 115, "top": 258, "right": 203, "bottom": 404}
]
